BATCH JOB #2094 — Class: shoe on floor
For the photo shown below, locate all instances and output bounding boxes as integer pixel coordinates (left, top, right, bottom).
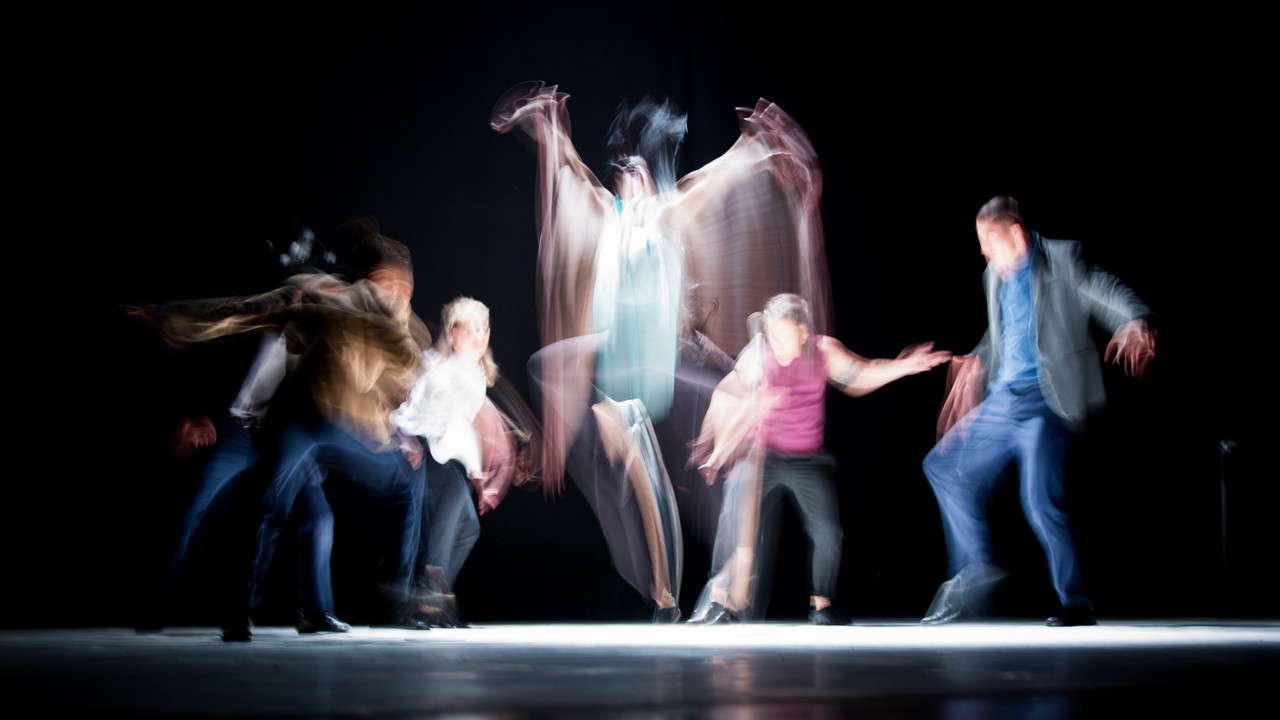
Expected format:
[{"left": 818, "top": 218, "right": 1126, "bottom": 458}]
[
  {"left": 221, "top": 616, "right": 254, "bottom": 643},
  {"left": 377, "top": 602, "right": 432, "bottom": 630},
  {"left": 920, "top": 563, "right": 1007, "bottom": 624},
  {"left": 417, "top": 595, "right": 467, "bottom": 628},
  {"left": 653, "top": 605, "right": 682, "bottom": 623},
  {"left": 297, "top": 611, "right": 351, "bottom": 634},
  {"left": 687, "top": 601, "right": 737, "bottom": 625},
  {"left": 1046, "top": 605, "right": 1097, "bottom": 627},
  {"left": 808, "top": 606, "right": 850, "bottom": 626}
]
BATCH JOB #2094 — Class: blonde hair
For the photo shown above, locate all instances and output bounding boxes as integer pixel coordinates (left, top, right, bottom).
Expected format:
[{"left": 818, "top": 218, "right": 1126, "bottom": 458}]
[{"left": 439, "top": 296, "right": 499, "bottom": 386}]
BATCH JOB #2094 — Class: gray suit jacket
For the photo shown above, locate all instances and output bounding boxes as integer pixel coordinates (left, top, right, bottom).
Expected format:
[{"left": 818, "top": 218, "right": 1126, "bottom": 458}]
[{"left": 971, "top": 232, "right": 1152, "bottom": 431}]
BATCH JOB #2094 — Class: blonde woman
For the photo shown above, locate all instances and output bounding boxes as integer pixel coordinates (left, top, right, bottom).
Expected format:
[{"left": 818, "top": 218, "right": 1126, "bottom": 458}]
[{"left": 393, "top": 296, "right": 510, "bottom": 627}]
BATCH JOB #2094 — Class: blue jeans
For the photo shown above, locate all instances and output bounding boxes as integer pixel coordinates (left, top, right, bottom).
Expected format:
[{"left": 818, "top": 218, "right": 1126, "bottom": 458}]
[
  {"left": 171, "top": 419, "right": 261, "bottom": 583},
  {"left": 247, "top": 407, "right": 424, "bottom": 617},
  {"left": 170, "top": 419, "right": 333, "bottom": 618},
  {"left": 923, "top": 384, "right": 1088, "bottom": 610}
]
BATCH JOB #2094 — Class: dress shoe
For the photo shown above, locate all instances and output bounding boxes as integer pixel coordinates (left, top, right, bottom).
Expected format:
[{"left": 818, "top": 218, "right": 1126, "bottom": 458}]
[
  {"left": 920, "top": 602, "right": 966, "bottom": 625},
  {"left": 921, "top": 563, "right": 1007, "bottom": 625},
  {"left": 920, "top": 576, "right": 966, "bottom": 625},
  {"left": 687, "top": 601, "right": 737, "bottom": 625},
  {"left": 653, "top": 605, "right": 682, "bottom": 624},
  {"left": 297, "top": 612, "right": 351, "bottom": 634},
  {"left": 221, "top": 616, "right": 254, "bottom": 643},
  {"left": 417, "top": 594, "right": 467, "bottom": 628},
  {"left": 400, "top": 616, "right": 433, "bottom": 630},
  {"left": 808, "top": 606, "right": 850, "bottom": 626},
  {"left": 1046, "top": 605, "right": 1097, "bottom": 627},
  {"left": 378, "top": 602, "right": 432, "bottom": 630}
]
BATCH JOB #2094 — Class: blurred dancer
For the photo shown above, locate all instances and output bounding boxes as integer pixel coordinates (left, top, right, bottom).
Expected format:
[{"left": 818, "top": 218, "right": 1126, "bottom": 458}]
[
  {"left": 163, "top": 329, "right": 347, "bottom": 635},
  {"left": 921, "top": 196, "right": 1156, "bottom": 627},
  {"left": 126, "top": 224, "right": 350, "bottom": 635},
  {"left": 492, "top": 82, "right": 829, "bottom": 621},
  {"left": 392, "top": 296, "right": 524, "bottom": 628},
  {"left": 132, "top": 219, "right": 433, "bottom": 640},
  {"left": 687, "top": 293, "right": 950, "bottom": 625}
]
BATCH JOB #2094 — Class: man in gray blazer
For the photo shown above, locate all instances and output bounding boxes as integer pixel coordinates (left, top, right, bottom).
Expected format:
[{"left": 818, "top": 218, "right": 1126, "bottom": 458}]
[{"left": 921, "top": 195, "right": 1157, "bottom": 627}]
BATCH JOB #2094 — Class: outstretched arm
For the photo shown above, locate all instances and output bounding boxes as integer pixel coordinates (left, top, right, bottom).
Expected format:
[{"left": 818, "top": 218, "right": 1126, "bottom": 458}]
[
  {"left": 824, "top": 337, "right": 952, "bottom": 397},
  {"left": 1070, "top": 244, "right": 1155, "bottom": 380}
]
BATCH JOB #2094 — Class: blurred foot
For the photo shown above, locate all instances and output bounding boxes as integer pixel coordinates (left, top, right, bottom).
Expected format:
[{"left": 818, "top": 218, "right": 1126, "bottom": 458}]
[
  {"left": 653, "top": 605, "right": 682, "bottom": 623},
  {"left": 808, "top": 606, "right": 850, "bottom": 626},
  {"left": 921, "top": 563, "right": 1006, "bottom": 625},
  {"left": 1047, "top": 605, "right": 1097, "bottom": 627},
  {"left": 297, "top": 611, "right": 351, "bottom": 634},
  {"left": 221, "top": 616, "right": 254, "bottom": 643},
  {"left": 417, "top": 594, "right": 466, "bottom": 628},
  {"left": 687, "top": 601, "right": 737, "bottom": 625}
]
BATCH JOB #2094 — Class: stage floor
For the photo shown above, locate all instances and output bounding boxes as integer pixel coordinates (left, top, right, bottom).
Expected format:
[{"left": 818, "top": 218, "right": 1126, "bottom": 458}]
[{"left": 3, "top": 620, "right": 1277, "bottom": 718}]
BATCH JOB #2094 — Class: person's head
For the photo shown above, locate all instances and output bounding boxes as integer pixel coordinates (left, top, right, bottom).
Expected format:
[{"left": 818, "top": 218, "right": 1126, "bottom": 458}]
[
  {"left": 609, "top": 154, "right": 657, "bottom": 203},
  {"left": 605, "top": 94, "right": 687, "bottom": 200},
  {"left": 343, "top": 217, "right": 415, "bottom": 315},
  {"left": 439, "top": 295, "right": 498, "bottom": 386},
  {"left": 975, "top": 196, "right": 1029, "bottom": 279},
  {"left": 442, "top": 296, "right": 490, "bottom": 357},
  {"left": 761, "top": 292, "right": 812, "bottom": 366}
]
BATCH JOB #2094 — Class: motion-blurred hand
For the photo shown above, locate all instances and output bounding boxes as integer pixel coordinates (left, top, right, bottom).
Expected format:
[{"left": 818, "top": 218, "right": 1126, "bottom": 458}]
[
  {"left": 1105, "top": 319, "right": 1156, "bottom": 380},
  {"left": 173, "top": 414, "right": 216, "bottom": 461},
  {"left": 936, "top": 355, "right": 984, "bottom": 445}
]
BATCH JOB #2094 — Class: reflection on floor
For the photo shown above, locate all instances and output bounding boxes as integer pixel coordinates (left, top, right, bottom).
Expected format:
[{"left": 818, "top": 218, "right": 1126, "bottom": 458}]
[{"left": 2, "top": 620, "right": 1277, "bottom": 718}]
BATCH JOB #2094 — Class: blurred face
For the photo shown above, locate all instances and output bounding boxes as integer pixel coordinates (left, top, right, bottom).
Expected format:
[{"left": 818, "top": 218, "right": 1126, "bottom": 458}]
[
  {"left": 449, "top": 318, "right": 490, "bottom": 360},
  {"left": 367, "top": 267, "right": 414, "bottom": 315},
  {"left": 613, "top": 155, "right": 656, "bottom": 202},
  {"left": 765, "top": 316, "right": 808, "bottom": 366},
  {"left": 976, "top": 219, "right": 1028, "bottom": 279}
]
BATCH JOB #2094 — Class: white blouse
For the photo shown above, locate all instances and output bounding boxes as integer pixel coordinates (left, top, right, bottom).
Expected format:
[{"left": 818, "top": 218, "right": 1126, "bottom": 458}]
[{"left": 391, "top": 348, "right": 487, "bottom": 476}]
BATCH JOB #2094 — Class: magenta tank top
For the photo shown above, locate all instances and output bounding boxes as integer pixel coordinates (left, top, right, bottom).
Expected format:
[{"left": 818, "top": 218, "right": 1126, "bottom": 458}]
[{"left": 758, "top": 335, "right": 828, "bottom": 454}]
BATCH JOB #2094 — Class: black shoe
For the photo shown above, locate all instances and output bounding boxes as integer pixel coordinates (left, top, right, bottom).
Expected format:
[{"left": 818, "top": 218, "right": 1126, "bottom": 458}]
[
  {"left": 808, "top": 606, "right": 850, "bottom": 626},
  {"left": 1047, "top": 605, "right": 1097, "bottom": 627},
  {"left": 921, "top": 563, "right": 1006, "bottom": 625},
  {"left": 688, "top": 601, "right": 737, "bottom": 625},
  {"left": 920, "top": 604, "right": 965, "bottom": 625},
  {"left": 221, "top": 616, "right": 254, "bottom": 643},
  {"left": 400, "top": 616, "right": 433, "bottom": 630},
  {"left": 920, "top": 577, "right": 966, "bottom": 625},
  {"left": 409, "top": 586, "right": 467, "bottom": 628},
  {"left": 373, "top": 615, "right": 432, "bottom": 630},
  {"left": 653, "top": 605, "right": 682, "bottom": 624},
  {"left": 297, "top": 612, "right": 351, "bottom": 635},
  {"left": 379, "top": 601, "right": 432, "bottom": 630}
]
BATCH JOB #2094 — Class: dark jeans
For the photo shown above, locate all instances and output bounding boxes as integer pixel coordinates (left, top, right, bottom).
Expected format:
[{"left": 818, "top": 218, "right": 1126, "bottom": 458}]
[
  {"left": 923, "top": 383, "right": 1087, "bottom": 609},
  {"left": 246, "top": 407, "right": 424, "bottom": 618},
  {"left": 421, "top": 455, "right": 480, "bottom": 591}
]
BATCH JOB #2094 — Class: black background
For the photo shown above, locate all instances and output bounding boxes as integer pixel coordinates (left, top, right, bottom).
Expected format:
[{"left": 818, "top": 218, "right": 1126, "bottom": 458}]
[{"left": 15, "top": 4, "right": 1269, "bottom": 627}]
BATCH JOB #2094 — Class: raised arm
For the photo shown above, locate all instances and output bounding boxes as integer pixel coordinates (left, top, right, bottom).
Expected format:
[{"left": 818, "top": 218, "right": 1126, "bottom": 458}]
[
  {"left": 823, "top": 336, "right": 952, "bottom": 397},
  {"left": 491, "top": 81, "right": 615, "bottom": 344},
  {"left": 665, "top": 99, "right": 831, "bottom": 353}
]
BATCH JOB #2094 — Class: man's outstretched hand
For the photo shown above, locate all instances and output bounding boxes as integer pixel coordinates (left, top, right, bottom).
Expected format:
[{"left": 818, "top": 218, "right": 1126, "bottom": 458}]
[{"left": 1105, "top": 319, "right": 1156, "bottom": 380}]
